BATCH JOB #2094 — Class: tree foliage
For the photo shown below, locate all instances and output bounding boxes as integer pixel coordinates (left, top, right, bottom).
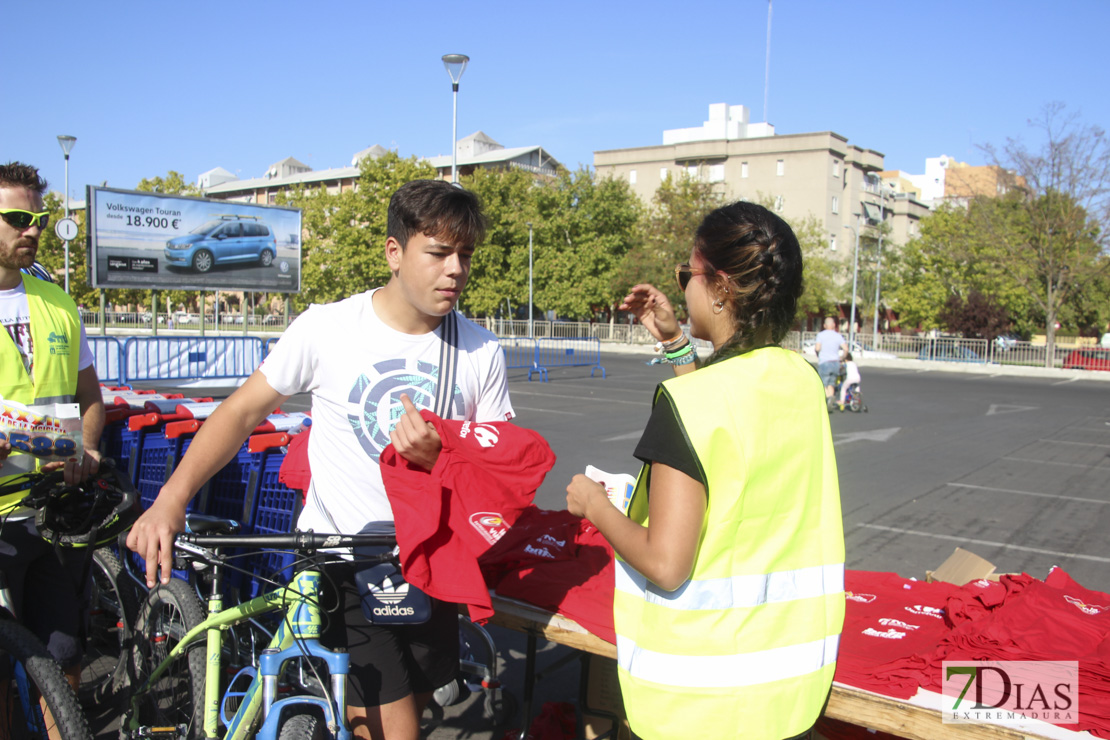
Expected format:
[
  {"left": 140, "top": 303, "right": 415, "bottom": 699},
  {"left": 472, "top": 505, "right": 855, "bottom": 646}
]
[
  {"left": 283, "top": 152, "right": 436, "bottom": 310},
  {"left": 937, "top": 290, "right": 1011, "bottom": 340},
  {"left": 977, "top": 103, "right": 1110, "bottom": 363}
]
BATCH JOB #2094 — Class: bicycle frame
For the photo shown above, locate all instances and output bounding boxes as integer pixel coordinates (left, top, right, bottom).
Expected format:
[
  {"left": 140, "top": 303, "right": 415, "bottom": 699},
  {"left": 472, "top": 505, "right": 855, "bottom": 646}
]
[{"left": 126, "top": 534, "right": 393, "bottom": 740}]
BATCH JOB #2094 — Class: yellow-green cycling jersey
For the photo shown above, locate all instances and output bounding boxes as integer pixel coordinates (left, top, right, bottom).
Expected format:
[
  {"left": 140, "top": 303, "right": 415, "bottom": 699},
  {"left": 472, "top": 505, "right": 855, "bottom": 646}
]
[
  {"left": 614, "top": 347, "right": 845, "bottom": 740},
  {"left": 0, "top": 274, "right": 81, "bottom": 510}
]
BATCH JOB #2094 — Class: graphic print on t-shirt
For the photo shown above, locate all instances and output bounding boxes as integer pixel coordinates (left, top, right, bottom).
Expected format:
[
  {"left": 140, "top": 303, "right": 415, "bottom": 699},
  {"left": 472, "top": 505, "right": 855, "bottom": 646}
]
[{"left": 346, "top": 358, "right": 463, "bottom": 462}]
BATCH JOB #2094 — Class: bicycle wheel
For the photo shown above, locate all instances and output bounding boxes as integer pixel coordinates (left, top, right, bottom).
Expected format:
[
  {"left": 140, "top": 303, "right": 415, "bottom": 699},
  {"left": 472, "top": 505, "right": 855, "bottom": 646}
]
[
  {"left": 131, "top": 578, "right": 207, "bottom": 738},
  {"left": 80, "top": 548, "right": 141, "bottom": 708},
  {"left": 849, "top": 390, "right": 862, "bottom": 413},
  {"left": 0, "top": 618, "right": 93, "bottom": 740},
  {"left": 277, "top": 710, "right": 327, "bottom": 740}
]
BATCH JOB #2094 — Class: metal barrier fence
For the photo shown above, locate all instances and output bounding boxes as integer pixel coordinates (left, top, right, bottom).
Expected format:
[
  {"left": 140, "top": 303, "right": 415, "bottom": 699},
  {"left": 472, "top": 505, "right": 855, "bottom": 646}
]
[
  {"left": 796, "top": 331, "right": 1076, "bottom": 369},
  {"left": 531, "top": 338, "right": 606, "bottom": 382},
  {"left": 87, "top": 336, "right": 124, "bottom": 384},
  {"left": 497, "top": 337, "right": 607, "bottom": 381},
  {"left": 122, "top": 336, "right": 266, "bottom": 383}
]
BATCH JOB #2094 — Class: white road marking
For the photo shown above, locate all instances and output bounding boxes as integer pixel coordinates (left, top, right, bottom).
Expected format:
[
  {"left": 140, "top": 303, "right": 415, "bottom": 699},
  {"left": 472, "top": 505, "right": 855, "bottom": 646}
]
[
  {"left": 947, "top": 482, "right": 1108, "bottom": 506},
  {"left": 856, "top": 524, "right": 1110, "bottom": 564},
  {"left": 511, "top": 406, "right": 585, "bottom": 416},
  {"left": 1002, "top": 456, "right": 1106, "bottom": 469},
  {"left": 1037, "top": 438, "right": 1110, "bottom": 449}
]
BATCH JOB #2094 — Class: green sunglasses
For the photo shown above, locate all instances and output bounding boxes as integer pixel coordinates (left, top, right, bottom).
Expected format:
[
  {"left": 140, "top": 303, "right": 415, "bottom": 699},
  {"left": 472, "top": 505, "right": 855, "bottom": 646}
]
[{"left": 0, "top": 209, "right": 50, "bottom": 230}]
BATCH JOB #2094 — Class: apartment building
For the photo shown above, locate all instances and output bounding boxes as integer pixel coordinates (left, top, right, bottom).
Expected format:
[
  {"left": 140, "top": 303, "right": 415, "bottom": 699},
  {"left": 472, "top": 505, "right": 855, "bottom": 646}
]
[
  {"left": 200, "top": 132, "right": 561, "bottom": 203},
  {"left": 890, "top": 154, "right": 1026, "bottom": 208},
  {"left": 593, "top": 103, "right": 929, "bottom": 264}
]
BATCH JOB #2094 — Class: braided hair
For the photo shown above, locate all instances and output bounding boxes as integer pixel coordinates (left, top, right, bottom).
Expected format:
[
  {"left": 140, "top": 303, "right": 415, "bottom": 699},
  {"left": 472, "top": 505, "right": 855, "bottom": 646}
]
[{"left": 694, "top": 201, "right": 804, "bottom": 366}]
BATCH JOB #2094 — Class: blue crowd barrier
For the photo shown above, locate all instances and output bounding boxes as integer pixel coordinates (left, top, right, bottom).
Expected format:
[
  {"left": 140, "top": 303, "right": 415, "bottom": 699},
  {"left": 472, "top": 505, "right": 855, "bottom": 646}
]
[
  {"left": 122, "top": 336, "right": 265, "bottom": 383},
  {"left": 88, "top": 337, "right": 124, "bottom": 384},
  {"left": 265, "top": 337, "right": 279, "bottom": 355},
  {"left": 531, "top": 337, "right": 606, "bottom": 382}
]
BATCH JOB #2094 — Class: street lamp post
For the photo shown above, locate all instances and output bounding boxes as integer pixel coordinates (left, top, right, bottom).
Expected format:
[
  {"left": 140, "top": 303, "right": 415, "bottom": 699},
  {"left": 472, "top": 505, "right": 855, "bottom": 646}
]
[
  {"left": 527, "top": 222, "right": 534, "bottom": 338},
  {"left": 441, "top": 54, "right": 469, "bottom": 184},
  {"left": 843, "top": 219, "right": 861, "bottom": 347},
  {"left": 57, "top": 135, "right": 77, "bottom": 293},
  {"left": 872, "top": 185, "right": 886, "bottom": 342}
]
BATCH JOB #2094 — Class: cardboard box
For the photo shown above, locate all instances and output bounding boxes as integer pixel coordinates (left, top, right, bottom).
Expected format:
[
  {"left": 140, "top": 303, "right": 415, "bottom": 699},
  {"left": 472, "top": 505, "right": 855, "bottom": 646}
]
[
  {"left": 925, "top": 546, "right": 1021, "bottom": 585},
  {"left": 925, "top": 546, "right": 997, "bottom": 585}
]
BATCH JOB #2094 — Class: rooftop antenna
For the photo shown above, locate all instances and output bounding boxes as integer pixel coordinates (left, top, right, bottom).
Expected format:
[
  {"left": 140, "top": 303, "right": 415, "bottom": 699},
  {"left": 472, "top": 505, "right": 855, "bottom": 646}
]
[{"left": 763, "top": 0, "right": 772, "bottom": 123}]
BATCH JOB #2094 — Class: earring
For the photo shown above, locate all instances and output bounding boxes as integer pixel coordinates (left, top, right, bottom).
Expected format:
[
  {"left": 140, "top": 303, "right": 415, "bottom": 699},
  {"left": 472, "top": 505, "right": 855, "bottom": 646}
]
[{"left": 713, "top": 299, "right": 726, "bottom": 314}]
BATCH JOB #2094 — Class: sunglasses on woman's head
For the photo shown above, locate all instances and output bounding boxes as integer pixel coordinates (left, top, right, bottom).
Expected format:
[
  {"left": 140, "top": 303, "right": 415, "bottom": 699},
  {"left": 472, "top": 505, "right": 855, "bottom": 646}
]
[
  {"left": 674, "top": 263, "right": 714, "bottom": 291},
  {"left": 0, "top": 209, "right": 50, "bottom": 231}
]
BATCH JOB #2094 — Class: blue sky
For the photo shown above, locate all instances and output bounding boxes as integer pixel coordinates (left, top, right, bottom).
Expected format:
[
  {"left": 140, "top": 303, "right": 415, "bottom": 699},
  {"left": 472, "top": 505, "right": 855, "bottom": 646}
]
[{"left": 7, "top": 0, "right": 1108, "bottom": 204}]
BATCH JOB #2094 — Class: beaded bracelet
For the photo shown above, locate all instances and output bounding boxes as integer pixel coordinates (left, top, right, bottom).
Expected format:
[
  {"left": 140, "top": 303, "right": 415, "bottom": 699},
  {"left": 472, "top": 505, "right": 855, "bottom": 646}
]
[{"left": 649, "top": 343, "right": 696, "bottom": 366}]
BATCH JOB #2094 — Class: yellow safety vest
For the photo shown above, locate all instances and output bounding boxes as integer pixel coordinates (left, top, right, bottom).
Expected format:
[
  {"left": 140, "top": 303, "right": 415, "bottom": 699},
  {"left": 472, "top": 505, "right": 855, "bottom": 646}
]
[
  {"left": 614, "top": 347, "right": 845, "bottom": 740},
  {"left": 0, "top": 274, "right": 81, "bottom": 509}
]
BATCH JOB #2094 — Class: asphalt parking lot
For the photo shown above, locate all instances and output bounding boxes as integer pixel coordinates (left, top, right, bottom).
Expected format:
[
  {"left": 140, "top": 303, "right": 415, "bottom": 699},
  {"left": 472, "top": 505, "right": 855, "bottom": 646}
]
[{"left": 110, "top": 350, "right": 1110, "bottom": 738}]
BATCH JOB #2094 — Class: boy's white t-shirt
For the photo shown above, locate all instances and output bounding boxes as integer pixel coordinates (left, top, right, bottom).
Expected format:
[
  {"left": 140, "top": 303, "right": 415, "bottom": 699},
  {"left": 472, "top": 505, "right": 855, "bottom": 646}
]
[{"left": 260, "top": 289, "right": 515, "bottom": 535}]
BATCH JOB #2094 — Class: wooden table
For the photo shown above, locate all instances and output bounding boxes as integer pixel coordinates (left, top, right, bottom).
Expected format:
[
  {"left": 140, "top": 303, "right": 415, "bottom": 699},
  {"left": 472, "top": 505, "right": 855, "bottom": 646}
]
[{"left": 487, "top": 595, "right": 1085, "bottom": 740}]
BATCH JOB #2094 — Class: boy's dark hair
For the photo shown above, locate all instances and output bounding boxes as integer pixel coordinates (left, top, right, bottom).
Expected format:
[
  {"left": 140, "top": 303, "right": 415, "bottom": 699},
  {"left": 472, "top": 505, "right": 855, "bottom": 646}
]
[
  {"left": 387, "top": 180, "right": 486, "bottom": 248},
  {"left": 844, "top": 352, "right": 853, "bottom": 362},
  {"left": 0, "top": 162, "right": 48, "bottom": 194}
]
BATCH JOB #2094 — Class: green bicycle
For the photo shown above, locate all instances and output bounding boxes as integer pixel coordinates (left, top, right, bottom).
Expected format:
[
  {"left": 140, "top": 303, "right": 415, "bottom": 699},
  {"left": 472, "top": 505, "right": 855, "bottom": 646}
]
[{"left": 125, "top": 526, "right": 397, "bottom": 740}]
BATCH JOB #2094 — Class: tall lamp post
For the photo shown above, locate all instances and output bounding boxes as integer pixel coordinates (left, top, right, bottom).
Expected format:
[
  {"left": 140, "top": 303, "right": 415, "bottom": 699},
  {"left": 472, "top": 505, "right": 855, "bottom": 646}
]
[
  {"left": 526, "top": 222, "right": 534, "bottom": 338},
  {"left": 843, "top": 219, "right": 860, "bottom": 347},
  {"left": 872, "top": 183, "right": 886, "bottom": 341},
  {"left": 57, "top": 135, "right": 77, "bottom": 293},
  {"left": 441, "top": 54, "right": 469, "bottom": 184}
]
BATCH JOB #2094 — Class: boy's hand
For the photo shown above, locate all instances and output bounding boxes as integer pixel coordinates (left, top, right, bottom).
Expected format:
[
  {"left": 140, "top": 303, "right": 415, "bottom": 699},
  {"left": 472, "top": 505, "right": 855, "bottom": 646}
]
[{"left": 390, "top": 394, "right": 442, "bottom": 471}]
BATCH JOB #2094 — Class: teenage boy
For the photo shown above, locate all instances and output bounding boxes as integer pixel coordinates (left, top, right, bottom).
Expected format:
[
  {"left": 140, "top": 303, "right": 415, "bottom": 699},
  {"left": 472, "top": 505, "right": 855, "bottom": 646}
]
[{"left": 127, "top": 179, "right": 515, "bottom": 740}]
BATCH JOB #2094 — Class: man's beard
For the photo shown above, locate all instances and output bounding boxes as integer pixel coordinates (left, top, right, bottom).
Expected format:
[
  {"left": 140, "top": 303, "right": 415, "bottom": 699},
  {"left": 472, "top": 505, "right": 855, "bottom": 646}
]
[{"left": 0, "top": 236, "right": 37, "bottom": 270}]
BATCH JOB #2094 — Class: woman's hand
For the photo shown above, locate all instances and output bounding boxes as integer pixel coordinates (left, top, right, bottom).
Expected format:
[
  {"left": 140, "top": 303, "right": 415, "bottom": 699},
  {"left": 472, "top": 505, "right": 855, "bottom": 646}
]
[
  {"left": 620, "top": 284, "right": 681, "bottom": 342},
  {"left": 566, "top": 474, "right": 610, "bottom": 522}
]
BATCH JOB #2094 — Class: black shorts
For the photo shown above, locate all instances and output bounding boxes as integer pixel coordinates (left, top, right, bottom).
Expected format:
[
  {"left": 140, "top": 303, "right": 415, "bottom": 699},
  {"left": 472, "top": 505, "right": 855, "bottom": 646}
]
[
  {"left": 0, "top": 517, "right": 85, "bottom": 667},
  {"left": 321, "top": 563, "right": 458, "bottom": 707}
]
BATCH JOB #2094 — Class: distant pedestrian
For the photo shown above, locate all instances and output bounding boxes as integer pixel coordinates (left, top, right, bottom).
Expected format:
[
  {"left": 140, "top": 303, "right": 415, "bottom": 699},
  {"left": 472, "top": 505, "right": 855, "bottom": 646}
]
[{"left": 815, "top": 316, "right": 848, "bottom": 407}]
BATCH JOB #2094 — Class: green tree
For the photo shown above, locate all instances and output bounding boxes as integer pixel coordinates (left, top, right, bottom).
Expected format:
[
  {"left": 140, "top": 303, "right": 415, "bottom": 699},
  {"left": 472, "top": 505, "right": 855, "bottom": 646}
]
[
  {"left": 532, "top": 168, "right": 641, "bottom": 319},
  {"left": 459, "top": 167, "right": 537, "bottom": 317},
  {"left": 616, "top": 174, "right": 724, "bottom": 315},
  {"left": 136, "top": 171, "right": 200, "bottom": 196},
  {"left": 284, "top": 151, "right": 436, "bottom": 310},
  {"left": 978, "top": 103, "right": 1110, "bottom": 364}
]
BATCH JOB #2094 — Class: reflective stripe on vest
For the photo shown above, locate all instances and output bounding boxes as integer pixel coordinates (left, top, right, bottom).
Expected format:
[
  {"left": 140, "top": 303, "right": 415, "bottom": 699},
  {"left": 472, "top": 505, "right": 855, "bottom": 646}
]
[
  {"left": 616, "top": 559, "right": 844, "bottom": 611},
  {"left": 613, "top": 347, "right": 845, "bottom": 740},
  {"left": 616, "top": 633, "right": 841, "bottom": 689}
]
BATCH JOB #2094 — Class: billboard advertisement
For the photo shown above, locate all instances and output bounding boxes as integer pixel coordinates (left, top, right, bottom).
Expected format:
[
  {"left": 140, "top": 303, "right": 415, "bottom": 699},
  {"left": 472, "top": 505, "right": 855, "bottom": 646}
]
[{"left": 86, "top": 186, "right": 302, "bottom": 293}]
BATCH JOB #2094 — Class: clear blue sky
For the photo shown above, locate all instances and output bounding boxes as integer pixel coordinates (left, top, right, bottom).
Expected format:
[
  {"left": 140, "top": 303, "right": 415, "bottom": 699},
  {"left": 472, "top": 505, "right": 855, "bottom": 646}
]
[{"left": 7, "top": 0, "right": 1107, "bottom": 204}]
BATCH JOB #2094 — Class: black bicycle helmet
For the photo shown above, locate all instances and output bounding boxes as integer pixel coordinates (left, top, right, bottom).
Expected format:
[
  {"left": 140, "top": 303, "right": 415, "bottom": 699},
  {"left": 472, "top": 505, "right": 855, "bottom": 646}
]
[{"left": 27, "top": 463, "right": 140, "bottom": 548}]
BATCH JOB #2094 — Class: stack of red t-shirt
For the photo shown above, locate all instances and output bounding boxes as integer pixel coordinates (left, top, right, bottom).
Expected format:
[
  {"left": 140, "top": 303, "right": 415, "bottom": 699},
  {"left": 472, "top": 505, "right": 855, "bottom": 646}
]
[
  {"left": 835, "top": 571, "right": 962, "bottom": 698},
  {"left": 906, "top": 568, "right": 1110, "bottom": 737},
  {"left": 480, "top": 506, "right": 615, "bottom": 644}
]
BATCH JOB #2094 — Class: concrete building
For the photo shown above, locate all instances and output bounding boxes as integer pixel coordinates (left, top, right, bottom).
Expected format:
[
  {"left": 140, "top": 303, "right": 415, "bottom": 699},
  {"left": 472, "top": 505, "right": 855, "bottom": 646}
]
[
  {"left": 896, "top": 155, "right": 1025, "bottom": 209},
  {"left": 593, "top": 103, "right": 929, "bottom": 263},
  {"left": 200, "top": 132, "right": 561, "bottom": 203}
]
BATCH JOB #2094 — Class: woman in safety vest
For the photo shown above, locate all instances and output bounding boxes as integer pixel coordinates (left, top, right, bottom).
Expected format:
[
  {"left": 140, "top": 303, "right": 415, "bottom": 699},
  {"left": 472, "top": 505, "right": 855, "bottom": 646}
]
[{"left": 567, "top": 201, "right": 845, "bottom": 740}]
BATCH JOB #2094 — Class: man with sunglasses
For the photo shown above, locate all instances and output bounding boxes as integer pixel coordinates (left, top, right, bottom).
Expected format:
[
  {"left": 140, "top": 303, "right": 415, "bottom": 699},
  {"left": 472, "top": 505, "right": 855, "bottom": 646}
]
[{"left": 0, "top": 161, "right": 105, "bottom": 694}]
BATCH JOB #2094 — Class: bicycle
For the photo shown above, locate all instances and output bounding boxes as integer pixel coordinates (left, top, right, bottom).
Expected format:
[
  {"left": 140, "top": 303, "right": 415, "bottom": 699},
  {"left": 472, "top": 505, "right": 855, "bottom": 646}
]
[
  {"left": 125, "top": 527, "right": 409, "bottom": 740},
  {"left": 0, "top": 463, "right": 140, "bottom": 740},
  {"left": 0, "top": 572, "right": 94, "bottom": 740}
]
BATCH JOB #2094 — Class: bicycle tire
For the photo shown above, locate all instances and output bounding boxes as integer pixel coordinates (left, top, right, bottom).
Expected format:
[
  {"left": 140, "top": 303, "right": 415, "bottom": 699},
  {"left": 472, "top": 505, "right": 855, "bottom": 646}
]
[
  {"left": 276, "top": 711, "right": 327, "bottom": 740},
  {"left": 849, "top": 392, "right": 862, "bottom": 413},
  {"left": 131, "top": 578, "right": 207, "bottom": 738},
  {"left": 0, "top": 618, "right": 93, "bottom": 740},
  {"left": 79, "top": 548, "right": 141, "bottom": 708}
]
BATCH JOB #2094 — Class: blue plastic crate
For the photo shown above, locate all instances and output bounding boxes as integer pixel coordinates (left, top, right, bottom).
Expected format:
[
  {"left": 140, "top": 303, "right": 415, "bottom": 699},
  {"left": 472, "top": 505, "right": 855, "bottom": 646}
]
[{"left": 239, "top": 446, "right": 300, "bottom": 598}]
